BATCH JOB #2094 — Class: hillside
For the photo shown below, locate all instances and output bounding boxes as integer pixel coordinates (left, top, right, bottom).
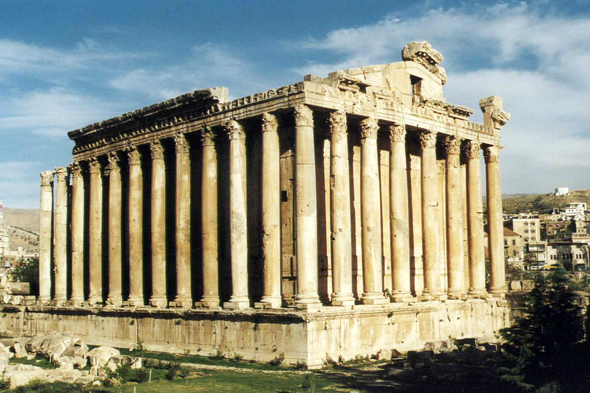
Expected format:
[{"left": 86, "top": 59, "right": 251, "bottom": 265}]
[
  {"left": 501, "top": 189, "right": 590, "bottom": 214},
  {"left": 3, "top": 208, "right": 40, "bottom": 234}
]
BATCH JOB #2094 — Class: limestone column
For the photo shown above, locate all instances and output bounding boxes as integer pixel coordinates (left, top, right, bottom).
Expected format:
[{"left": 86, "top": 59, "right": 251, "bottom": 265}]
[
  {"left": 389, "top": 124, "right": 412, "bottom": 301},
  {"left": 53, "top": 167, "right": 69, "bottom": 304},
  {"left": 359, "top": 117, "right": 387, "bottom": 305},
  {"left": 256, "top": 113, "right": 283, "bottom": 308},
  {"left": 88, "top": 157, "right": 104, "bottom": 305},
  {"left": 38, "top": 171, "right": 54, "bottom": 304},
  {"left": 420, "top": 131, "right": 443, "bottom": 298},
  {"left": 126, "top": 146, "right": 144, "bottom": 306},
  {"left": 465, "top": 141, "right": 486, "bottom": 296},
  {"left": 149, "top": 140, "right": 167, "bottom": 308},
  {"left": 223, "top": 120, "right": 250, "bottom": 310},
  {"left": 172, "top": 133, "right": 192, "bottom": 308},
  {"left": 106, "top": 152, "right": 123, "bottom": 307},
  {"left": 198, "top": 128, "right": 220, "bottom": 309},
  {"left": 70, "top": 162, "right": 85, "bottom": 305},
  {"left": 485, "top": 145, "right": 506, "bottom": 297},
  {"left": 294, "top": 104, "right": 321, "bottom": 309},
  {"left": 328, "top": 111, "right": 355, "bottom": 307},
  {"left": 444, "top": 136, "right": 465, "bottom": 298}
]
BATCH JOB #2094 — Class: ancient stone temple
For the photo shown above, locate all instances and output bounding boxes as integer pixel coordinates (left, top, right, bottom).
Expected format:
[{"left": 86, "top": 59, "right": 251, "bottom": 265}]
[{"left": 2, "top": 42, "right": 512, "bottom": 367}]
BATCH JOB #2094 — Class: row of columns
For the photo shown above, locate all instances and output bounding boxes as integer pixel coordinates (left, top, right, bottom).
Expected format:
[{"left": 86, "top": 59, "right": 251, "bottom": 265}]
[{"left": 38, "top": 104, "right": 506, "bottom": 309}]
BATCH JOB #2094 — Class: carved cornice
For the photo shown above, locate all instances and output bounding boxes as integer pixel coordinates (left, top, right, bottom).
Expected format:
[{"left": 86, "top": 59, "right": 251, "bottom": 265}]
[
  {"left": 359, "top": 117, "right": 379, "bottom": 139},
  {"left": 127, "top": 146, "right": 142, "bottom": 166},
  {"left": 174, "top": 133, "right": 190, "bottom": 153},
  {"left": 484, "top": 145, "right": 500, "bottom": 163},
  {"left": 419, "top": 132, "right": 437, "bottom": 149},
  {"left": 150, "top": 140, "right": 165, "bottom": 160},
  {"left": 328, "top": 111, "right": 347, "bottom": 134},
  {"left": 389, "top": 124, "right": 406, "bottom": 142},
  {"left": 88, "top": 158, "right": 102, "bottom": 175},
  {"left": 54, "top": 167, "right": 68, "bottom": 183},
  {"left": 40, "top": 171, "right": 54, "bottom": 187},
  {"left": 463, "top": 141, "right": 481, "bottom": 159},
  {"left": 401, "top": 42, "right": 443, "bottom": 68},
  {"left": 225, "top": 120, "right": 244, "bottom": 140},
  {"left": 262, "top": 113, "right": 278, "bottom": 133},
  {"left": 444, "top": 136, "right": 461, "bottom": 156},
  {"left": 200, "top": 127, "right": 216, "bottom": 146},
  {"left": 293, "top": 104, "right": 313, "bottom": 127}
]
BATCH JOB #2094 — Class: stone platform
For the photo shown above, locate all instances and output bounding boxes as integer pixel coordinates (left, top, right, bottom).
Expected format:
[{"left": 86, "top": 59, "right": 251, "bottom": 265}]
[{"left": 0, "top": 299, "right": 509, "bottom": 368}]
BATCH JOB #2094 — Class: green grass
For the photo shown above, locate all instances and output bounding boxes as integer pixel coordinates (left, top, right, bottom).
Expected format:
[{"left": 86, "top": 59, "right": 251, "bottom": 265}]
[{"left": 9, "top": 357, "right": 58, "bottom": 369}]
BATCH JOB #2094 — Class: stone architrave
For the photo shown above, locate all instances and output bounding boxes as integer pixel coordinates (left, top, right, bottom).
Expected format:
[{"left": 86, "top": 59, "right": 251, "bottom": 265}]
[
  {"left": 328, "top": 111, "right": 355, "bottom": 307},
  {"left": 197, "top": 128, "right": 220, "bottom": 309},
  {"left": 171, "top": 133, "right": 192, "bottom": 308},
  {"left": 70, "top": 162, "right": 85, "bottom": 305},
  {"left": 223, "top": 120, "right": 250, "bottom": 310},
  {"left": 444, "top": 136, "right": 465, "bottom": 298},
  {"left": 53, "top": 167, "right": 69, "bottom": 304},
  {"left": 389, "top": 124, "right": 413, "bottom": 302},
  {"left": 359, "top": 117, "right": 387, "bottom": 305},
  {"left": 293, "top": 104, "right": 322, "bottom": 310},
  {"left": 149, "top": 140, "right": 167, "bottom": 308},
  {"left": 125, "top": 146, "right": 144, "bottom": 306},
  {"left": 420, "top": 131, "right": 444, "bottom": 298},
  {"left": 485, "top": 145, "right": 506, "bottom": 297},
  {"left": 38, "top": 170, "right": 54, "bottom": 304},
  {"left": 465, "top": 141, "right": 486, "bottom": 296},
  {"left": 88, "top": 158, "right": 103, "bottom": 305},
  {"left": 106, "top": 152, "right": 123, "bottom": 307},
  {"left": 256, "top": 113, "right": 283, "bottom": 309}
]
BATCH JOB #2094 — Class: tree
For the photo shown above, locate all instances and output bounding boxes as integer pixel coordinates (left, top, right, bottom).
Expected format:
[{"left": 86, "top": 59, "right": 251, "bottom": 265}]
[{"left": 12, "top": 257, "right": 39, "bottom": 296}]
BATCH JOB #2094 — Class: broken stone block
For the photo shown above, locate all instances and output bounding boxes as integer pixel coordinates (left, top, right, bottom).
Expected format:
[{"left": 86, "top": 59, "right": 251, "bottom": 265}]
[
  {"left": 88, "top": 346, "right": 120, "bottom": 368},
  {"left": 377, "top": 349, "right": 392, "bottom": 361},
  {"left": 13, "top": 342, "right": 27, "bottom": 358}
]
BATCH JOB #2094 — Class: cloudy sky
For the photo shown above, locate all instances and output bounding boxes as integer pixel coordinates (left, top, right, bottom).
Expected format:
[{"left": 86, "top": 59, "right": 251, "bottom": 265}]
[{"left": 1, "top": 0, "right": 589, "bottom": 208}]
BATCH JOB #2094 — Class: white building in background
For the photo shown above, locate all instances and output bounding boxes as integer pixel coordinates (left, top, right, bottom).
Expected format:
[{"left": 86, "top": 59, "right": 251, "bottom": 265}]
[
  {"left": 555, "top": 187, "right": 569, "bottom": 196},
  {"left": 561, "top": 202, "right": 587, "bottom": 221}
]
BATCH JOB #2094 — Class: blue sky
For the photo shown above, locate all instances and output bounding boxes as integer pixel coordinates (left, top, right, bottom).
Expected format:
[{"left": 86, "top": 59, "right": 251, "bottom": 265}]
[{"left": 1, "top": 0, "right": 590, "bottom": 208}]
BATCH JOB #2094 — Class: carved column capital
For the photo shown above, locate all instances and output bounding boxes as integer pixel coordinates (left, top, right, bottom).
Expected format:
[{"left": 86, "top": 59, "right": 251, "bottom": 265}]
[
  {"left": 69, "top": 162, "right": 84, "bottom": 178},
  {"left": 293, "top": 104, "right": 313, "bottom": 127},
  {"left": 174, "top": 133, "right": 190, "bottom": 153},
  {"left": 389, "top": 124, "right": 406, "bottom": 142},
  {"left": 127, "top": 146, "right": 142, "bottom": 166},
  {"left": 106, "top": 151, "right": 121, "bottom": 175},
  {"left": 328, "top": 111, "right": 347, "bottom": 134},
  {"left": 444, "top": 136, "right": 461, "bottom": 156},
  {"left": 226, "top": 120, "right": 245, "bottom": 140},
  {"left": 359, "top": 117, "right": 379, "bottom": 139},
  {"left": 150, "top": 140, "right": 165, "bottom": 160},
  {"left": 40, "top": 171, "right": 54, "bottom": 186},
  {"left": 419, "top": 131, "right": 437, "bottom": 149},
  {"left": 463, "top": 141, "right": 481, "bottom": 159},
  {"left": 200, "top": 127, "right": 216, "bottom": 146},
  {"left": 88, "top": 157, "right": 102, "bottom": 175},
  {"left": 54, "top": 167, "right": 68, "bottom": 183},
  {"left": 484, "top": 145, "right": 501, "bottom": 163},
  {"left": 262, "top": 113, "right": 278, "bottom": 133}
]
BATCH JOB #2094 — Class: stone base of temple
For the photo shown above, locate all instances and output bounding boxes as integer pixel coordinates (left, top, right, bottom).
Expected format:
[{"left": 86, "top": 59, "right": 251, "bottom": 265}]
[{"left": 0, "top": 299, "right": 510, "bottom": 368}]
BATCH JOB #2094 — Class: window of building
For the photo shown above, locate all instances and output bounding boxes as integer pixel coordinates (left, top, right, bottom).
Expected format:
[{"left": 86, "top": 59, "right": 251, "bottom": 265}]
[{"left": 512, "top": 240, "right": 516, "bottom": 245}]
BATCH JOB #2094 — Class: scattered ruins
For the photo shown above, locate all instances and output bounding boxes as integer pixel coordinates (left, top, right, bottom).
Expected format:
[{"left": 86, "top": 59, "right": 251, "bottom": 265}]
[{"left": 0, "top": 42, "right": 512, "bottom": 367}]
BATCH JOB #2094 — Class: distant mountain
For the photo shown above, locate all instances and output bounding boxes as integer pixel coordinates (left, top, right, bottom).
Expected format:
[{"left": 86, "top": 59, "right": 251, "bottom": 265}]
[{"left": 3, "top": 208, "right": 39, "bottom": 234}]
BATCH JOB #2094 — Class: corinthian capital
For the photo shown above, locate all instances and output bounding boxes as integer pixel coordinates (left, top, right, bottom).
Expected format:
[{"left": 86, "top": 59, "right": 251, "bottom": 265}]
[
  {"left": 69, "top": 162, "right": 84, "bottom": 178},
  {"left": 293, "top": 104, "right": 313, "bottom": 127},
  {"left": 389, "top": 124, "right": 406, "bottom": 142},
  {"left": 262, "top": 113, "right": 278, "bottom": 133},
  {"left": 328, "top": 111, "right": 347, "bottom": 134},
  {"left": 88, "top": 157, "right": 102, "bottom": 175},
  {"left": 150, "top": 140, "right": 165, "bottom": 160},
  {"left": 359, "top": 117, "right": 379, "bottom": 139},
  {"left": 127, "top": 146, "right": 142, "bottom": 166},
  {"left": 40, "top": 171, "right": 54, "bottom": 187},
  {"left": 106, "top": 152, "right": 120, "bottom": 174},
  {"left": 419, "top": 131, "right": 437, "bottom": 149},
  {"left": 484, "top": 145, "right": 500, "bottom": 163},
  {"left": 463, "top": 141, "right": 481, "bottom": 159},
  {"left": 444, "top": 136, "right": 461, "bottom": 156},
  {"left": 225, "top": 120, "right": 245, "bottom": 140},
  {"left": 174, "top": 133, "right": 190, "bottom": 153},
  {"left": 200, "top": 127, "right": 216, "bottom": 146},
  {"left": 54, "top": 167, "right": 68, "bottom": 183}
]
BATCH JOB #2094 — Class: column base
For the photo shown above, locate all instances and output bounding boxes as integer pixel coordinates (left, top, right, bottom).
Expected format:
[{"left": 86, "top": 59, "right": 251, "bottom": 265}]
[
  {"left": 87, "top": 297, "right": 104, "bottom": 307},
  {"left": 446, "top": 290, "right": 466, "bottom": 300},
  {"left": 170, "top": 296, "right": 193, "bottom": 308},
  {"left": 123, "top": 296, "right": 145, "bottom": 307},
  {"left": 149, "top": 297, "right": 168, "bottom": 308},
  {"left": 105, "top": 297, "right": 123, "bottom": 307},
  {"left": 49, "top": 299, "right": 67, "bottom": 307},
  {"left": 331, "top": 293, "right": 355, "bottom": 307},
  {"left": 468, "top": 288, "right": 487, "bottom": 298},
  {"left": 37, "top": 296, "right": 51, "bottom": 305},
  {"left": 223, "top": 300, "right": 250, "bottom": 310},
  {"left": 488, "top": 288, "right": 506, "bottom": 298},
  {"left": 295, "top": 293, "right": 322, "bottom": 310},
  {"left": 390, "top": 293, "right": 415, "bottom": 303},
  {"left": 255, "top": 296, "right": 282, "bottom": 309},
  {"left": 195, "top": 296, "right": 221, "bottom": 309},
  {"left": 361, "top": 292, "right": 388, "bottom": 305}
]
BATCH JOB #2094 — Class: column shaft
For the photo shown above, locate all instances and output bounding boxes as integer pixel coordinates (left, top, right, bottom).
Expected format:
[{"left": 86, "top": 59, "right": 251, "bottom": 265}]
[
  {"left": 445, "top": 136, "right": 465, "bottom": 298},
  {"left": 224, "top": 120, "right": 250, "bottom": 309},
  {"left": 53, "top": 167, "right": 68, "bottom": 304},
  {"left": 149, "top": 141, "right": 167, "bottom": 307},
  {"left": 465, "top": 141, "right": 486, "bottom": 295},
  {"left": 126, "top": 147, "right": 144, "bottom": 306},
  {"left": 88, "top": 158, "right": 104, "bottom": 305},
  {"left": 389, "top": 124, "right": 412, "bottom": 301},
  {"left": 106, "top": 153, "right": 123, "bottom": 306},
  {"left": 256, "top": 113, "right": 282, "bottom": 308},
  {"left": 420, "top": 131, "right": 444, "bottom": 298},
  {"left": 38, "top": 171, "right": 54, "bottom": 304},
  {"left": 359, "top": 117, "right": 387, "bottom": 304},
  {"left": 485, "top": 145, "right": 506, "bottom": 296},
  {"left": 294, "top": 105, "right": 321, "bottom": 309},
  {"left": 70, "top": 163, "right": 85, "bottom": 305},
  {"left": 329, "top": 111, "right": 355, "bottom": 307}
]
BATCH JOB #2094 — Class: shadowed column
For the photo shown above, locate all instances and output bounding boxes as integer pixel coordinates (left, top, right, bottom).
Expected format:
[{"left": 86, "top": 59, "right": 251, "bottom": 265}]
[
  {"left": 38, "top": 170, "right": 54, "bottom": 304},
  {"left": 125, "top": 146, "right": 144, "bottom": 306},
  {"left": 88, "top": 157, "right": 104, "bottom": 306},
  {"left": 485, "top": 145, "right": 506, "bottom": 297},
  {"left": 149, "top": 140, "right": 167, "bottom": 308},
  {"left": 70, "top": 162, "right": 85, "bottom": 305},
  {"left": 106, "top": 152, "right": 123, "bottom": 307},
  {"left": 53, "top": 167, "right": 69, "bottom": 304}
]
